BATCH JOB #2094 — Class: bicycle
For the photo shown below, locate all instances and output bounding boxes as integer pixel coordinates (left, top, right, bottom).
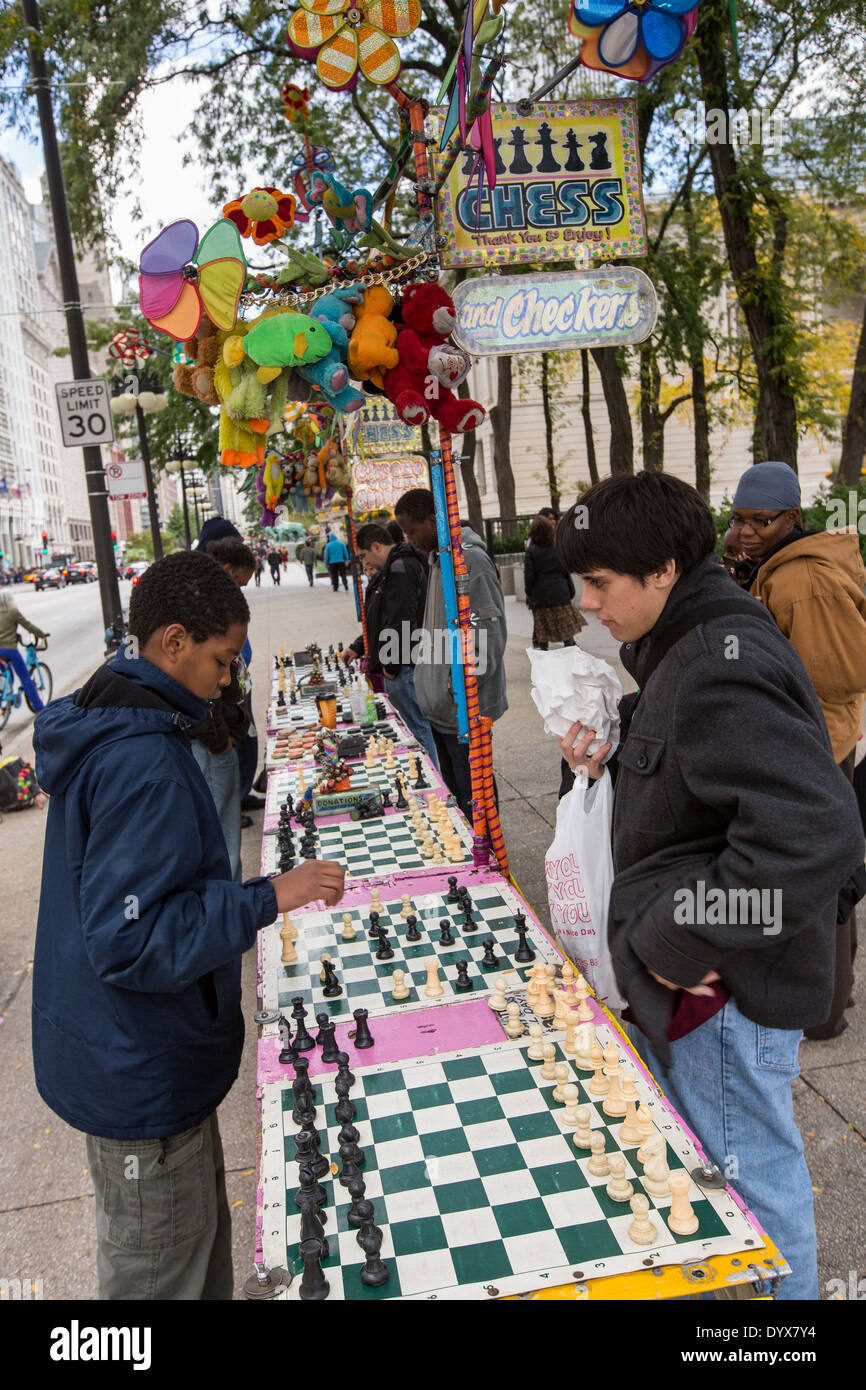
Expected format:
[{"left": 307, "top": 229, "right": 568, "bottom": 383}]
[{"left": 0, "top": 635, "right": 53, "bottom": 731}]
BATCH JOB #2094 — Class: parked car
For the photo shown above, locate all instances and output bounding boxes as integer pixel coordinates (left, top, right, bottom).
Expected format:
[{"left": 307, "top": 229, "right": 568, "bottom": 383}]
[
  {"left": 34, "top": 568, "right": 67, "bottom": 591},
  {"left": 23, "top": 567, "right": 43, "bottom": 585},
  {"left": 65, "top": 563, "right": 91, "bottom": 585}
]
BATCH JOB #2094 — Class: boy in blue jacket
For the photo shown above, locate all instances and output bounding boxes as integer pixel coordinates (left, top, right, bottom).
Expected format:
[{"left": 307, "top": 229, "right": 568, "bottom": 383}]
[{"left": 32, "top": 551, "right": 344, "bottom": 1300}]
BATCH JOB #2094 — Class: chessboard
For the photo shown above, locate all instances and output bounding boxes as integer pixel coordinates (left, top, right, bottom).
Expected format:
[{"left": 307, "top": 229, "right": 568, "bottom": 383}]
[
  {"left": 258, "top": 1029, "right": 763, "bottom": 1300},
  {"left": 264, "top": 750, "right": 445, "bottom": 819},
  {"left": 261, "top": 804, "right": 475, "bottom": 881},
  {"left": 266, "top": 720, "right": 411, "bottom": 768},
  {"left": 260, "top": 879, "right": 559, "bottom": 1021}
]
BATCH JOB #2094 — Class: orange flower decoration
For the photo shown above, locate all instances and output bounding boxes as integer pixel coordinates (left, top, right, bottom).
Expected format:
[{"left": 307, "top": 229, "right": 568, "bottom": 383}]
[
  {"left": 281, "top": 82, "right": 311, "bottom": 120},
  {"left": 222, "top": 187, "right": 296, "bottom": 245}
]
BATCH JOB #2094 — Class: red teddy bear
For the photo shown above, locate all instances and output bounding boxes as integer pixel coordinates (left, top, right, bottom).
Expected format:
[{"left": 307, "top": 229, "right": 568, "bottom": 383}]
[{"left": 383, "top": 282, "right": 486, "bottom": 434}]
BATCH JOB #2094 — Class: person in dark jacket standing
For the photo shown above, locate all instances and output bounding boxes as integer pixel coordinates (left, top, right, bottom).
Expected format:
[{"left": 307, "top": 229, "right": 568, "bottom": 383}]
[
  {"left": 555, "top": 472, "right": 864, "bottom": 1301},
  {"left": 524, "top": 514, "right": 585, "bottom": 648},
  {"left": 339, "top": 522, "right": 439, "bottom": 767},
  {"left": 31, "top": 552, "right": 344, "bottom": 1301}
]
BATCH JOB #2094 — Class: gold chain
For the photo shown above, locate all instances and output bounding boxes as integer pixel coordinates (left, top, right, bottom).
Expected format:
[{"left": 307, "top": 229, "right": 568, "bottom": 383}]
[{"left": 239, "top": 250, "right": 436, "bottom": 312}]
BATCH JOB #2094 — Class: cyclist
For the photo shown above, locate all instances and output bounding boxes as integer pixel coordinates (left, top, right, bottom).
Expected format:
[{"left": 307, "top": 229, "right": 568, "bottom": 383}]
[{"left": 0, "top": 592, "right": 49, "bottom": 712}]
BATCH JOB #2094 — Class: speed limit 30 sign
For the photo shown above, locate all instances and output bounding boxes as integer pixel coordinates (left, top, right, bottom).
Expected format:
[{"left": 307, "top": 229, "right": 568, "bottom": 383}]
[{"left": 55, "top": 378, "right": 116, "bottom": 448}]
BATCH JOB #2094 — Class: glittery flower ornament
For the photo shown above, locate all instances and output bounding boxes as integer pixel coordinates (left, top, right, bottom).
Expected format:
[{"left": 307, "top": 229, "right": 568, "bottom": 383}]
[
  {"left": 287, "top": 0, "right": 422, "bottom": 92},
  {"left": 570, "top": 0, "right": 699, "bottom": 83},
  {"left": 281, "top": 82, "right": 311, "bottom": 120},
  {"left": 222, "top": 187, "right": 296, "bottom": 245}
]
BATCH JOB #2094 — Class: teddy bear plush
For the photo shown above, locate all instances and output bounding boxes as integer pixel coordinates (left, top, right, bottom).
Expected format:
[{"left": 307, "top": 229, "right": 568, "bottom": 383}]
[
  {"left": 173, "top": 318, "right": 221, "bottom": 405},
  {"left": 383, "top": 282, "right": 485, "bottom": 433},
  {"left": 347, "top": 285, "right": 399, "bottom": 389}
]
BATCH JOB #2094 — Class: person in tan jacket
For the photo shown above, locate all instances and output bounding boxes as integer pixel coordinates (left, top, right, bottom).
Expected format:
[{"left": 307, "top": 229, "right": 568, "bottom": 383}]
[{"left": 732, "top": 460, "right": 866, "bottom": 1037}]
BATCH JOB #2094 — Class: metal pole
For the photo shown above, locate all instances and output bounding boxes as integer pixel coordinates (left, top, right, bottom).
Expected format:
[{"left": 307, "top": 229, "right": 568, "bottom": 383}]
[
  {"left": 135, "top": 404, "right": 163, "bottom": 561},
  {"left": 192, "top": 486, "right": 201, "bottom": 537},
  {"left": 179, "top": 465, "right": 192, "bottom": 549},
  {"left": 22, "top": 0, "right": 123, "bottom": 645}
]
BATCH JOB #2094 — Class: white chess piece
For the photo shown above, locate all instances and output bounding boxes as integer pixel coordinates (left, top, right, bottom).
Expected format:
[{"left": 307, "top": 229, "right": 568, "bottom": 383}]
[
  {"left": 341, "top": 913, "right": 357, "bottom": 942},
  {"left": 370, "top": 888, "right": 382, "bottom": 914},
  {"left": 641, "top": 1133, "right": 672, "bottom": 1198},
  {"left": 636, "top": 1106, "right": 656, "bottom": 1158},
  {"left": 575, "top": 974, "right": 593, "bottom": 1021},
  {"left": 573, "top": 1022, "right": 596, "bottom": 1071},
  {"left": 601, "top": 1045, "right": 627, "bottom": 1118},
  {"left": 488, "top": 976, "right": 508, "bottom": 1012},
  {"left": 504, "top": 1001, "right": 525, "bottom": 1039},
  {"left": 391, "top": 969, "right": 410, "bottom": 1001},
  {"left": 618, "top": 1071, "right": 643, "bottom": 1144},
  {"left": 540, "top": 1042, "right": 558, "bottom": 1081},
  {"left": 424, "top": 960, "right": 444, "bottom": 998},
  {"left": 280, "top": 915, "right": 297, "bottom": 964},
  {"left": 560, "top": 961, "right": 575, "bottom": 996},
  {"left": 533, "top": 974, "right": 556, "bottom": 1021},
  {"left": 667, "top": 1170, "right": 699, "bottom": 1235},
  {"left": 571, "top": 1104, "right": 593, "bottom": 1146},
  {"left": 628, "top": 1194, "right": 658, "bottom": 1246},
  {"left": 588, "top": 1044, "right": 609, "bottom": 1097},
  {"left": 527, "top": 1022, "right": 545, "bottom": 1060},
  {"left": 400, "top": 894, "right": 412, "bottom": 919},
  {"left": 552, "top": 1062, "right": 572, "bottom": 1103},
  {"left": 587, "top": 1131, "right": 610, "bottom": 1177},
  {"left": 560, "top": 1085, "right": 582, "bottom": 1128},
  {"left": 605, "top": 1152, "right": 634, "bottom": 1203}
]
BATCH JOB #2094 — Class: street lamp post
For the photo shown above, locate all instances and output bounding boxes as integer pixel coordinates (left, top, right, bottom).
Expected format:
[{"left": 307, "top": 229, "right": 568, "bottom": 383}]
[{"left": 166, "top": 448, "right": 197, "bottom": 549}]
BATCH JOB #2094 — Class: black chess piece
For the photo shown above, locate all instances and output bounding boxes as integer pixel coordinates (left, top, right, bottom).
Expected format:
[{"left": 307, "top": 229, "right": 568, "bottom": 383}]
[
  {"left": 335, "top": 1051, "right": 355, "bottom": 1090},
  {"left": 337, "top": 1140, "right": 362, "bottom": 1187},
  {"left": 298, "top": 1236, "right": 330, "bottom": 1300},
  {"left": 413, "top": 766, "right": 427, "bottom": 790},
  {"left": 394, "top": 777, "right": 409, "bottom": 810},
  {"left": 446, "top": 875, "right": 460, "bottom": 903},
  {"left": 315, "top": 1011, "right": 331, "bottom": 1046},
  {"left": 454, "top": 960, "right": 473, "bottom": 992},
  {"left": 461, "top": 906, "right": 477, "bottom": 933},
  {"left": 513, "top": 916, "right": 535, "bottom": 963},
  {"left": 355, "top": 1200, "right": 389, "bottom": 1287},
  {"left": 381, "top": 787, "right": 392, "bottom": 809},
  {"left": 507, "top": 124, "right": 534, "bottom": 174},
  {"left": 564, "top": 128, "right": 585, "bottom": 172},
  {"left": 321, "top": 960, "right": 343, "bottom": 998},
  {"left": 291, "top": 1057, "right": 315, "bottom": 1114},
  {"left": 334, "top": 1093, "right": 356, "bottom": 1125},
  {"left": 588, "top": 130, "right": 612, "bottom": 170},
  {"left": 299, "top": 1204, "right": 329, "bottom": 1261},
  {"left": 375, "top": 927, "right": 394, "bottom": 960},
  {"left": 277, "top": 688, "right": 286, "bottom": 708},
  {"left": 346, "top": 1175, "right": 368, "bottom": 1228},
  {"left": 278, "top": 1016, "right": 295, "bottom": 1065},
  {"left": 294, "top": 1131, "right": 329, "bottom": 1199},
  {"left": 481, "top": 937, "right": 500, "bottom": 969},
  {"left": 368, "top": 910, "right": 381, "bottom": 939},
  {"left": 439, "top": 917, "right": 455, "bottom": 947},
  {"left": 300, "top": 838, "right": 317, "bottom": 861},
  {"left": 338, "top": 1122, "right": 365, "bottom": 1167},
  {"left": 457, "top": 885, "right": 472, "bottom": 909},
  {"left": 352, "top": 1008, "right": 375, "bottom": 1050},
  {"left": 289, "top": 689, "right": 298, "bottom": 706},
  {"left": 319, "top": 1018, "right": 341, "bottom": 1064},
  {"left": 535, "top": 120, "right": 562, "bottom": 173},
  {"left": 292, "top": 1008, "right": 316, "bottom": 1052},
  {"left": 405, "top": 914, "right": 422, "bottom": 942}
]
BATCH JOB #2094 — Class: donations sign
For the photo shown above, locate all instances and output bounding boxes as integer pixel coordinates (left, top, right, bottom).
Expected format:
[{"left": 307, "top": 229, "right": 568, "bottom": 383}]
[
  {"left": 451, "top": 268, "right": 658, "bottom": 356},
  {"left": 351, "top": 456, "right": 427, "bottom": 515},
  {"left": 432, "top": 99, "right": 646, "bottom": 268}
]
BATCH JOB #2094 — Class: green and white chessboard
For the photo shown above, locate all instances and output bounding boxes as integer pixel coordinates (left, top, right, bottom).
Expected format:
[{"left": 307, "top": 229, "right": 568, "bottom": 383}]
[
  {"left": 260, "top": 880, "right": 559, "bottom": 1022},
  {"left": 259, "top": 1030, "right": 762, "bottom": 1300},
  {"left": 265, "top": 751, "right": 441, "bottom": 817},
  {"left": 262, "top": 807, "right": 475, "bottom": 881}
]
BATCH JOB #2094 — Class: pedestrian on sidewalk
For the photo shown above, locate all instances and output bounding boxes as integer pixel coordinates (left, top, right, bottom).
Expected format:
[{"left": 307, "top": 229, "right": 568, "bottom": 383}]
[
  {"left": 31, "top": 550, "right": 345, "bottom": 1301},
  {"left": 0, "top": 591, "right": 48, "bottom": 712},
  {"left": 253, "top": 553, "right": 263, "bottom": 587},
  {"left": 732, "top": 460, "right": 866, "bottom": 1039},
  {"left": 395, "top": 488, "right": 508, "bottom": 819},
  {"left": 524, "top": 513, "right": 586, "bottom": 649},
  {"left": 339, "top": 522, "right": 439, "bottom": 767},
  {"left": 267, "top": 547, "right": 281, "bottom": 585},
  {"left": 299, "top": 538, "right": 316, "bottom": 587},
  {"left": 556, "top": 470, "right": 865, "bottom": 1301},
  {"left": 324, "top": 533, "right": 349, "bottom": 590}
]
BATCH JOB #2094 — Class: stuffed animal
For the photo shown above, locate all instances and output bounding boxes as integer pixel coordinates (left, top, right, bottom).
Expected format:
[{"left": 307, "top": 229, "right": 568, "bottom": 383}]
[
  {"left": 347, "top": 285, "right": 399, "bottom": 389},
  {"left": 299, "top": 285, "right": 365, "bottom": 412},
  {"left": 213, "top": 311, "right": 308, "bottom": 467},
  {"left": 383, "top": 283, "right": 485, "bottom": 433},
  {"left": 306, "top": 172, "right": 373, "bottom": 247},
  {"left": 173, "top": 318, "right": 221, "bottom": 405}
]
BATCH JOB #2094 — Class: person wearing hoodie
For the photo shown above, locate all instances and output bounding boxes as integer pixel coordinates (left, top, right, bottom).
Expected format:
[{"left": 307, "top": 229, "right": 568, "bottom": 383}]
[
  {"left": 323, "top": 533, "right": 350, "bottom": 591},
  {"left": 32, "top": 550, "right": 344, "bottom": 1300},
  {"left": 732, "top": 460, "right": 866, "bottom": 1039},
  {"left": 338, "top": 522, "right": 439, "bottom": 768},
  {"left": 394, "top": 489, "right": 507, "bottom": 819},
  {"left": 556, "top": 471, "right": 864, "bottom": 1301}
]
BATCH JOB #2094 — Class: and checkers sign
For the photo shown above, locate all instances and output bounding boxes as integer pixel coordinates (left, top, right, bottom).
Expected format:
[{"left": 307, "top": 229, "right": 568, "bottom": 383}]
[{"left": 54, "top": 378, "right": 115, "bottom": 448}]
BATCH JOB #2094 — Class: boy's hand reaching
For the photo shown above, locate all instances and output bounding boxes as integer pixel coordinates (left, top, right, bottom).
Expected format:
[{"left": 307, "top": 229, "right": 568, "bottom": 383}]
[{"left": 272, "top": 859, "right": 345, "bottom": 911}]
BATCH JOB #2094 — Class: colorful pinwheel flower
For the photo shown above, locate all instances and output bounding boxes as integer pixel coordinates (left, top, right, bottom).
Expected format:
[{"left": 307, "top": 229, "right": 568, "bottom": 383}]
[
  {"left": 287, "top": 0, "right": 422, "bottom": 92},
  {"left": 222, "top": 187, "right": 296, "bottom": 245},
  {"left": 138, "top": 219, "right": 246, "bottom": 342},
  {"left": 570, "top": 0, "right": 699, "bottom": 83}
]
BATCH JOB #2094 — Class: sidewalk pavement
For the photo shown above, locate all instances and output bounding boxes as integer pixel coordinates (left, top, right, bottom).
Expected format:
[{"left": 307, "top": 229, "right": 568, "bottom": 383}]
[{"left": 0, "top": 565, "right": 862, "bottom": 1299}]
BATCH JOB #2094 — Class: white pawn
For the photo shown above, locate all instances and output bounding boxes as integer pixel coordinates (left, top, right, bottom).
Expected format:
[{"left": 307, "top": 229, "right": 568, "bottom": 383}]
[
  {"left": 527, "top": 1022, "right": 545, "bottom": 1061},
  {"left": 370, "top": 888, "right": 382, "bottom": 914},
  {"left": 391, "top": 969, "right": 410, "bottom": 1001},
  {"left": 400, "top": 894, "right": 412, "bottom": 919},
  {"left": 504, "top": 1001, "right": 525, "bottom": 1039},
  {"left": 424, "top": 960, "right": 444, "bottom": 998},
  {"left": 488, "top": 976, "right": 508, "bottom": 1012},
  {"left": 575, "top": 974, "right": 593, "bottom": 1021},
  {"left": 667, "top": 1170, "right": 699, "bottom": 1235},
  {"left": 341, "top": 913, "right": 357, "bottom": 942},
  {"left": 552, "top": 1062, "right": 572, "bottom": 1103},
  {"left": 588, "top": 1044, "right": 609, "bottom": 1097},
  {"left": 560, "top": 960, "right": 575, "bottom": 996},
  {"left": 587, "top": 1131, "right": 610, "bottom": 1176},
  {"left": 560, "top": 1085, "right": 582, "bottom": 1128},
  {"left": 562, "top": 1015, "right": 578, "bottom": 1057},
  {"left": 573, "top": 1022, "right": 596, "bottom": 1071},
  {"left": 618, "top": 1071, "right": 643, "bottom": 1144},
  {"left": 636, "top": 1106, "right": 656, "bottom": 1159},
  {"left": 605, "top": 1152, "right": 634, "bottom": 1203},
  {"left": 628, "top": 1193, "right": 658, "bottom": 1246},
  {"left": 602, "top": 1045, "right": 627, "bottom": 1118},
  {"left": 571, "top": 1104, "right": 593, "bottom": 1147},
  {"left": 540, "top": 1042, "right": 558, "bottom": 1081}
]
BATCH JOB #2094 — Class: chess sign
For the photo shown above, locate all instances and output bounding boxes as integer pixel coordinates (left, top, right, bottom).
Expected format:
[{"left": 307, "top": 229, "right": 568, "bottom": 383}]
[
  {"left": 432, "top": 99, "right": 647, "bottom": 268},
  {"left": 353, "top": 399, "right": 423, "bottom": 459},
  {"left": 55, "top": 378, "right": 116, "bottom": 448},
  {"left": 452, "top": 267, "right": 658, "bottom": 356}
]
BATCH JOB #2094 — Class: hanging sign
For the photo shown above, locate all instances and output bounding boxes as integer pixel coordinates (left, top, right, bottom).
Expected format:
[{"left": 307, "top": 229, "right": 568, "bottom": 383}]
[
  {"left": 451, "top": 267, "right": 658, "bottom": 356},
  {"left": 355, "top": 399, "right": 423, "bottom": 458},
  {"left": 105, "top": 457, "right": 147, "bottom": 501},
  {"left": 432, "top": 99, "right": 646, "bottom": 268},
  {"left": 351, "top": 456, "right": 427, "bottom": 515}
]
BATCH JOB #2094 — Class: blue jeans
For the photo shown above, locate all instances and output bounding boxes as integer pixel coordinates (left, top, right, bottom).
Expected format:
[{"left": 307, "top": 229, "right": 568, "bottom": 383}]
[
  {"left": 384, "top": 667, "right": 439, "bottom": 770},
  {"left": 432, "top": 727, "right": 499, "bottom": 824},
  {"left": 304, "top": 564, "right": 314, "bottom": 586},
  {"left": 626, "top": 1000, "right": 816, "bottom": 1300},
  {"left": 0, "top": 648, "right": 43, "bottom": 711},
  {"left": 192, "top": 743, "right": 242, "bottom": 882}
]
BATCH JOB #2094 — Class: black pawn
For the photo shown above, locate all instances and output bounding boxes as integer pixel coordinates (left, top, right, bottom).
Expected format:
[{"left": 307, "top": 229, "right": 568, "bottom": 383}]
[
  {"left": 319, "top": 1018, "right": 341, "bottom": 1064},
  {"left": 368, "top": 910, "right": 381, "bottom": 939},
  {"left": 335, "top": 1051, "right": 355, "bottom": 1089},
  {"left": 294, "top": 1132, "right": 329, "bottom": 1197},
  {"left": 355, "top": 1200, "right": 389, "bottom": 1287},
  {"left": 321, "top": 959, "right": 343, "bottom": 997},
  {"left": 298, "top": 1236, "right": 330, "bottom": 1300},
  {"left": 439, "top": 917, "right": 455, "bottom": 947},
  {"left": 461, "top": 906, "right": 477, "bottom": 933},
  {"left": 381, "top": 788, "right": 392, "bottom": 809},
  {"left": 335, "top": 1094, "right": 356, "bottom": 1125},
  {"left": 513, "top": 917, "right": 535, "bottom": 963},
  {"left": 405, "top": 914, "right": 422, "bottom": 942},
  {"left": 353, "top": 1008, "right": 375, "bottom": 1050},
  {"left": 457, "top": 886, "right": 472, "bottom": 910},
  {"left": 375, "top": 927, "right": 394, "bottom": 960},
  {"left": 338, "top": 1122, "right": 365, "bottom": 1166},
  {"left": 338, "top": 1140, "right": 362, "bottom": 1187},
  {"left": 454, "top": 960, "right": 473, "bottom": 992},
  {"left": 481, "top": 937, "right": 500, "bottom": 969},
  {"left": 394, "top": 777, "right": 409, "bottom": 810},
  {"left": 277, "top": 688, "right": 286, "bottom": 708},
  {"left": 446, "top": 875, "right": 460, "bottom": 903},
  {"left": 346, "top": 1175, "right": 368, "bottom": 1228}
]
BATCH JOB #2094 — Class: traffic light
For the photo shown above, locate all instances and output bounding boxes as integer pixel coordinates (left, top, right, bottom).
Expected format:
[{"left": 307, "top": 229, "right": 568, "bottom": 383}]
[
  {"left": 111, "top": 531, "right": 117, "bottom": 551},
  {"left": 41, "top": 531, "right": 48, "bottom": 555}
]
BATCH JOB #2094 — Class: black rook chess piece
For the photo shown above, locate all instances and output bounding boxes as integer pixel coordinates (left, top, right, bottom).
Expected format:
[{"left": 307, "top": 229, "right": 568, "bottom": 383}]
[
  {"left": 352, "top": 1008, "right": 375, "bottom": 1050},
  {"left": 298, "top": 1236, "right": 330, "bottom": 1301},
  {"left": 319, "top": 1018, "right": 341, "bottom": 1065},
  {"left": 292, "top": 1008, "right": 316, "bottom": 1053}
]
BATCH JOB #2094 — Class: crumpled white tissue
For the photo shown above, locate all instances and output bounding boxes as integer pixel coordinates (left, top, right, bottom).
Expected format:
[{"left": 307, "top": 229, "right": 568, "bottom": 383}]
[{"left": 528, "top": 646, "right": 623, "bottom": 758}]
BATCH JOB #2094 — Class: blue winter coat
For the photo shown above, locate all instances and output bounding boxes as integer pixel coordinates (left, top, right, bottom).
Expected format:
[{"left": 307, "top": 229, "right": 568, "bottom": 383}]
[
  {"left": 31, "top": 652, "right": 277, "bottom": 1140},
  {"left": 323, "top": 538, "right": 349, "bottom": 565}
]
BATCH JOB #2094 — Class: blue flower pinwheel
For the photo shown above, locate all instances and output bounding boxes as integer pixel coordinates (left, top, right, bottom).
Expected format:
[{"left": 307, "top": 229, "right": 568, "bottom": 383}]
[{"left": 569, "top": 0, "right": 699, "bottom": 82}]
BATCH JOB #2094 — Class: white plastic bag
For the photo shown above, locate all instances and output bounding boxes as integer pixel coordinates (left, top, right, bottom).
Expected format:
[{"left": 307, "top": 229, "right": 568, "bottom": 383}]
[
  {"left": 544, "top": 770, "right": 625, "bottom": 1010},
  {"left": 528, "top": 646, "right": 623, "bottom": 759}
]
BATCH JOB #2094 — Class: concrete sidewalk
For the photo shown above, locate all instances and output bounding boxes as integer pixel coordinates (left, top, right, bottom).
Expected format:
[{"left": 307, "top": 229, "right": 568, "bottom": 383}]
[{"left": 0, "top": 567, "right": 862, "bottom": 1299}]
